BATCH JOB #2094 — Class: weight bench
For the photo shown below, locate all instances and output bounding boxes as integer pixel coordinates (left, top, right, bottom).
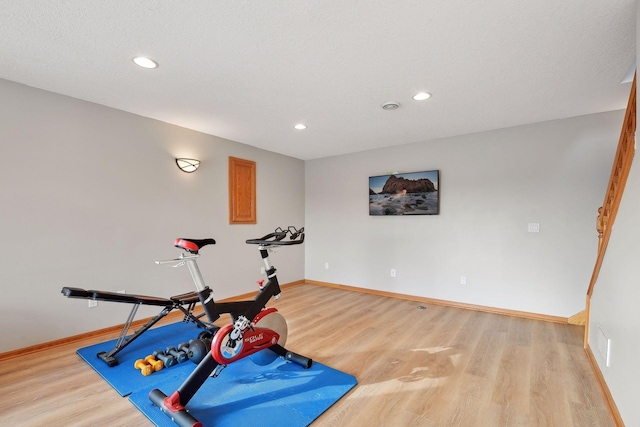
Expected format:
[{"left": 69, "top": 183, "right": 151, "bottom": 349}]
[{"left": 61, "top": 287, "right": 209, "bottom": 367}]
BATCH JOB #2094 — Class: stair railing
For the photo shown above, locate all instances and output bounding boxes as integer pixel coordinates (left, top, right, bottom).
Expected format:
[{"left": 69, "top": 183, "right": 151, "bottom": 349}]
[{"left": 585, "top": 74, "right": 636, "bottom": 347}]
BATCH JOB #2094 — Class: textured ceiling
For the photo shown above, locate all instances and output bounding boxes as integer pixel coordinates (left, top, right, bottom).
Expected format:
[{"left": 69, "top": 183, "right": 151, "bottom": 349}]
[{"left": 0, "top": 1, "right": 635, "bottom": 160}]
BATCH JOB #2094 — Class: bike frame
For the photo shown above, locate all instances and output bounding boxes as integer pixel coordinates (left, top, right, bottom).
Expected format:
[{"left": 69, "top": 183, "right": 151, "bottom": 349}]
[{"left": 155, "top": 244, "right": 282, "bottom": 327}]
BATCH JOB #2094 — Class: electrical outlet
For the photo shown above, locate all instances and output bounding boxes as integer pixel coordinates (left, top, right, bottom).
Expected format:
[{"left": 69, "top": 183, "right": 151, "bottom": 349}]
[
  {"left": 260, "top": 267, "right": 266, "bottom": 275},
  {"left": 528, "top": 223, "right": 540, "bottom": 233},
  {"left": 324, "top": 262, "right": 329, "bottom": 269},
  {"left": 88, "top": 300, "right": 98, "bottom": 308},
  {"left": 597, "top": 325, "right": 612, "bottom": 367},
  {"left": 117, "top": 290, "right": 126, "bottom": 294},
  {"left": 390, "top": 269, "right": 396, "bottom": 277},
  {"left": 460, "top": 276, "right": 467, "bottom": 285}
]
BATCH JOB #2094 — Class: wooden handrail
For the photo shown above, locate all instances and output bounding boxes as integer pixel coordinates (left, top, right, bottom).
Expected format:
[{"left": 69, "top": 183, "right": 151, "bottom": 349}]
[{"left": 585, "top": 74, "right": 636, "bottom": 348}]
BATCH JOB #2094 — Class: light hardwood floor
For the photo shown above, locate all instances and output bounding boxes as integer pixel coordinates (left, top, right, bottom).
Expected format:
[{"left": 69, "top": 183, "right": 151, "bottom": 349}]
[{"left": 0, "top": 284, "right": 615, "bottom": 426}]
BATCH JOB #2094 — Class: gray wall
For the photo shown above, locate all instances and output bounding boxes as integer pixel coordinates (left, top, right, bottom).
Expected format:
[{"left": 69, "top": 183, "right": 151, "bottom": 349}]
[
  {"left": 589, "top": 139, "right": 640, "bottom": 427},
  {"left": 586, "top": 5, "right": 640, "bottom": 425},
  {"left": 0, "top": 79, "right": 305, "bottom": 352},
  {"left": 305, "top": 111, "right": 623, "bottom": 317},
  {"left": 2, "top": 71, "right": 636, "bottom": 424}
]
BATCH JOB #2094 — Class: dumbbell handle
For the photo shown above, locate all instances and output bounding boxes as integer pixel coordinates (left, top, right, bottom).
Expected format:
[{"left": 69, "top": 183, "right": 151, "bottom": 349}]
[
  {"left": 166, "top": 346, "right": 188, "bottom": 363},
  {"left": 153, "top": 350, "right": 177, "bottom": 367},
  {"left": 134, "top": 359, "right": 153, "bottom": 376},
  {"left": 144, "top": 355, "right": 164, "bottom": 372}
]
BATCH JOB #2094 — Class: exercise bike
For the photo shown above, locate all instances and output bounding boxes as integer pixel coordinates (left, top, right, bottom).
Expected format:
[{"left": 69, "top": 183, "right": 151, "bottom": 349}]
[{"left": 149, "top": 226, "right": 311, "bottom": 427}]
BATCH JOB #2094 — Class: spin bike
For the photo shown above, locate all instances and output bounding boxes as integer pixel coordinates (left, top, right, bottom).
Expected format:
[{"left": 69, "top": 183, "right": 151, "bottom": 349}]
[{"left": 149, "top": 226, "right": 311, "bottom": 427}]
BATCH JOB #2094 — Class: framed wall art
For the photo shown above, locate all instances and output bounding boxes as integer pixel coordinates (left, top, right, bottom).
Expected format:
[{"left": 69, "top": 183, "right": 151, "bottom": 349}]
[{"left": 369, "top": 170, "right": 439, "bottom": 215}]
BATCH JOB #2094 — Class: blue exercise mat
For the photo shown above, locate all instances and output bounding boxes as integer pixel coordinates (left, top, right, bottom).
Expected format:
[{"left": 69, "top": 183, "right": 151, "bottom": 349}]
[
  {"left": 78, "top": 322, "right": 357, "bottom": 426},
  {"left": 129, "top": 357, "right": 357, "bottom": 427},
  {"left": 77, "top": 321, "right": 203, "bottom": 396}
]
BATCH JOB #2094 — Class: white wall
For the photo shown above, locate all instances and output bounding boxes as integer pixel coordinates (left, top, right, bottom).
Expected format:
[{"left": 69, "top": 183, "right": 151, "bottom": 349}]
[
  {"left": 586, "top": 4, "right": 640, "bottom": 425},
  {"left": 0, "top": 79, "right": 305, "bottom": 352},
  {"left": 589, "top": 143, "right": 640, "bottom": 427},
  {"left": 305, "top": 111, "right": 623, "bottom": 317}
]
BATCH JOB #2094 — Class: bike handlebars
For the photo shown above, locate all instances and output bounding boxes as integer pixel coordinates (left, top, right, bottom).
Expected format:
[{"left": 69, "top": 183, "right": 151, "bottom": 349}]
[{"left": 246, "top": 226, "right": 305, "bottom": 246}]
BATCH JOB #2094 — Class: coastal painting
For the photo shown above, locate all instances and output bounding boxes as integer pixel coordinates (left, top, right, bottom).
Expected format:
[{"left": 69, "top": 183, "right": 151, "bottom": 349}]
[{"left": 369, "top": 170, "right": 439, "bottom": 215}]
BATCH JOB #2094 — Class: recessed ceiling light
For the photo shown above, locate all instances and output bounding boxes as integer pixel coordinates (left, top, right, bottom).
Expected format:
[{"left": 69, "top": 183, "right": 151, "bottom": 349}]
[
  {"left": 133, "top": 56, "right": 159, "bottom": 69},
  {"left": 413, "top": 92, "right": 431, "bottom": 101},
  {"left": 294, "top": 124, "right": 307, "bottom": 130}
]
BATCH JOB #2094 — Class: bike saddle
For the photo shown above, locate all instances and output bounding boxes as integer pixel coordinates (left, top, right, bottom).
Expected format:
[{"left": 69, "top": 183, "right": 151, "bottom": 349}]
[{"left": 174, "top": 238, "right": 216, "bottom": 254}]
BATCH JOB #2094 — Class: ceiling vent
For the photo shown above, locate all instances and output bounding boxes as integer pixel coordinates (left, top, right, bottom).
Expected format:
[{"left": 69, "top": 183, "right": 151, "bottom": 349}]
[{"left": 381, "top": 101, "right": 400, "bottom": 110}]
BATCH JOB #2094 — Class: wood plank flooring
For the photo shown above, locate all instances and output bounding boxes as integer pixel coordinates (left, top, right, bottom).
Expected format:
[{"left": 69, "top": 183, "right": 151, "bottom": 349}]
[{"left": 0, "top": 284, "right": 615, "bottom": 426}]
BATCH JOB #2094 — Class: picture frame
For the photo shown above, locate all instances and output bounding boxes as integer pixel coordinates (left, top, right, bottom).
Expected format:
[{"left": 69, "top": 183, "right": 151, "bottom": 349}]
[{"left": 369, "top": 170, "right": 439, "bottom": 215}]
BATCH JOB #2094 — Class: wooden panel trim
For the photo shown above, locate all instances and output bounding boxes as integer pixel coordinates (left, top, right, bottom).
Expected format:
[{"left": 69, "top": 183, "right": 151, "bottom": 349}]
[
  {"left": 0, "top": 311, "right": 180, "bottom": 362},
  {"left": 585, "top": 294, "right": 592, "bottom": 348},
  {"left": 2, "top": 278, "right": 563, "bottom": 361},
  {"left": 0, "top": 278, "right": 563, "bottom": 360},
  {"left": 229, "top": 156, "right": 256, "bottom": 224},
  {"left": 0, "top": 280, "right": 306, "bottom": 362},
  {"left": 585, "top": 345, "right": 626, "bottom": 426},
  {"left": 304, "top": 279, "right": 568, "bottom": 324},
  {"left": 218, "top": 279, "right": 305, "bottom": 301}
]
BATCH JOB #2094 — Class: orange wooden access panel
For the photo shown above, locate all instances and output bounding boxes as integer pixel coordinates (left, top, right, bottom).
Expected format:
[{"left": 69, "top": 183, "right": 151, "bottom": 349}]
[{"left": 229, "top": 156, "right": 256, "bottom": 224}]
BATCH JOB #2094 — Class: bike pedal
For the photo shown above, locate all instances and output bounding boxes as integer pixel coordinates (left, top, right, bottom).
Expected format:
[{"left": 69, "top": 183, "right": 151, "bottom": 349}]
[{"left": 211, "top": 364, "right": 227, "bottom": 378}]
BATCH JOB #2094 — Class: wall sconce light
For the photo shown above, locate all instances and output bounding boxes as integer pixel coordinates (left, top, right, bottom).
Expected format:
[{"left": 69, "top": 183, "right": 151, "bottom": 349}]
[{"left": 176, "top": 158, "right": 201, "bottom": 173}]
